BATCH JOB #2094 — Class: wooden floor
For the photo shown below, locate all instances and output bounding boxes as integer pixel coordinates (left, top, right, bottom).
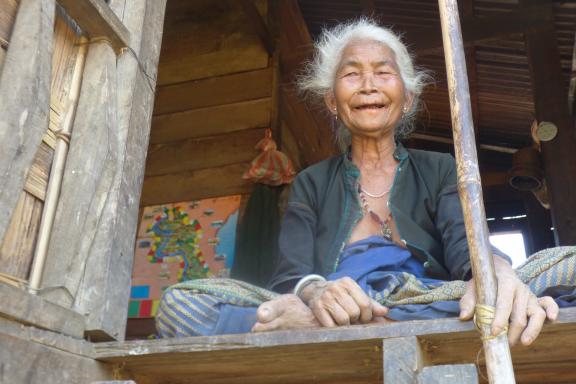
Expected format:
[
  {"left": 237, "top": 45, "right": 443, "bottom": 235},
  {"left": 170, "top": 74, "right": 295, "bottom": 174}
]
[{"left": 95, "top": 307, "right": 576, "bottom": 384}]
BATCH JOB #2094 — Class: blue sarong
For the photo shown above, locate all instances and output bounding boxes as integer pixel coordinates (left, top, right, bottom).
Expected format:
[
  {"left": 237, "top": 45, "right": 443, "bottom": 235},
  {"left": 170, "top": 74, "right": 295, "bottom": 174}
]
[{"left": 156, "top": 239, "right": 576, "bottom": 337}]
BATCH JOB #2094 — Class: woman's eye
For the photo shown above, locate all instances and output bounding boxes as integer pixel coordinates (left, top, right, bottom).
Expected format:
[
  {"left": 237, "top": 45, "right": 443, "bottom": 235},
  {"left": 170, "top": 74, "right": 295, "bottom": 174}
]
[
  {"left": 344, "top": 72, "right": 358, "bottom": 77},
  {"left": 377, "top": 71, "right": 391, "bottom": 76}
]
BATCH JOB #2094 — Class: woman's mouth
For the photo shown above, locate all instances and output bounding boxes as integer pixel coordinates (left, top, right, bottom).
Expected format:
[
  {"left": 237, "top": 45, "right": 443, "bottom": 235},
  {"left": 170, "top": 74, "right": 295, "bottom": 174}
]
[{"left": 354, "top": 103, "right": 387, "bottom": 110}]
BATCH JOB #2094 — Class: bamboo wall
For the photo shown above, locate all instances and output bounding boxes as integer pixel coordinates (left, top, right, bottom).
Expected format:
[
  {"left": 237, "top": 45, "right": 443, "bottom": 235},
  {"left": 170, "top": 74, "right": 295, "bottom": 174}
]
[{"left": 0, "top": 1, "right": 81, "bottom": 283}]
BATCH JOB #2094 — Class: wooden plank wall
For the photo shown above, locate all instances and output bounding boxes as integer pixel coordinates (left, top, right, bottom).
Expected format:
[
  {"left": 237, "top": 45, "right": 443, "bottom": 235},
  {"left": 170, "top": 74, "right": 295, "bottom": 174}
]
[
  {"left": 142, "top": 0, "right": 298, "bottom": 207},
  {"left": 0, "top": 3, "right": 81, "bottom": 282}
]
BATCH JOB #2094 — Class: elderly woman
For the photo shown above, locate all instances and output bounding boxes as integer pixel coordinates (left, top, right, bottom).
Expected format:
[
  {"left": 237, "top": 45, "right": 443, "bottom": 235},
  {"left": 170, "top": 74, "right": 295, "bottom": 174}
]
[{"left": 157, "top": 19, "right": 574, "bottom": 345}]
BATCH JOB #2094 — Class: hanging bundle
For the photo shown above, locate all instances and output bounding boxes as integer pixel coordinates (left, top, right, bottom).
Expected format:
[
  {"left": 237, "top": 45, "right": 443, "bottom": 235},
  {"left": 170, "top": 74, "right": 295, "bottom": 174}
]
[{"left": 243, "top": 129, "right": 296, "bottom": 186}]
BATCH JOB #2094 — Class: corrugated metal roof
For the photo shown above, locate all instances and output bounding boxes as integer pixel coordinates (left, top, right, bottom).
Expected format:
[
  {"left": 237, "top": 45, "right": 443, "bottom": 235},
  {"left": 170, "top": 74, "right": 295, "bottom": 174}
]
[{"left": 298, "top": 0, "right": 575, "bottom": 149}]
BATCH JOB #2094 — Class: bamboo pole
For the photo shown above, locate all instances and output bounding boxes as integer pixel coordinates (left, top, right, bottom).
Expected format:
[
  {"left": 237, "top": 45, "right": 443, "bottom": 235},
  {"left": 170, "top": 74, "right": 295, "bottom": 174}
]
[
  {"left": 437, "top": 0, "right": 516, "bottom": 382},
  {"left": 28, "top": 36, "right": 89, "bottom": 294}
]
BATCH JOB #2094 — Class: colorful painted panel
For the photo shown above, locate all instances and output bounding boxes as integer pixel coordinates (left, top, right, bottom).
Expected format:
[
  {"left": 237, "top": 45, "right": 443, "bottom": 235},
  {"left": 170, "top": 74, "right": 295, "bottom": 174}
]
[{"left": 129, "top": 195, "right": 241, "bottom": 318}]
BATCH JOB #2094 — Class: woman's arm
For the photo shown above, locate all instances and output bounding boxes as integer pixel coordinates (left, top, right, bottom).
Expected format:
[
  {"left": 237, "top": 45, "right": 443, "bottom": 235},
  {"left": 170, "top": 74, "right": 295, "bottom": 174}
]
[{"left": 436, "top": 154, "right": 558, "bottom": 345}]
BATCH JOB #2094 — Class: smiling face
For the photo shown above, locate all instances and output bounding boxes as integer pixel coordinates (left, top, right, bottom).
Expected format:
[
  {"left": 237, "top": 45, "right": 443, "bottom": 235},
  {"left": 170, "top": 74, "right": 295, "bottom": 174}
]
[{"left": 325, "top": 39, "right": 413, "bottom": 140}]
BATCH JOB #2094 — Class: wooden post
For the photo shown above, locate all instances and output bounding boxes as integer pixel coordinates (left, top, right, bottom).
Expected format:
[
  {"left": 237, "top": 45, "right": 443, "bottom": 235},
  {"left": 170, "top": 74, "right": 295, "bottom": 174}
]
[
  {"left": 419, "top": 364, "right": 478, "bottom": 384},
  {"left": 0, "top": 0, "right": 55, "bottom": 245},
  {"left": 521, "top": 0, "right": 576, "bottom": 245},
  {"left": 437, "top": 0, "right": 516, "bottom": 383},
  {"left": 40, "top": 0, "right": 167, "bottom": 340},
  {"left": 383, "top": 336, "right": 424, "bottom": 383},
  {"left": 40, "top": 38, "right": 119, "bottom": 311}
]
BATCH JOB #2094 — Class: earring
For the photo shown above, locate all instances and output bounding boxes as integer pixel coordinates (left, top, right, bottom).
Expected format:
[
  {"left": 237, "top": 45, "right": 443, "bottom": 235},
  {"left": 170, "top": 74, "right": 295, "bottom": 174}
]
[
  {"left": 403, "top": 106, "right": 408, "bottom": 114},
  {"left": 334, "top": 108, "right": 338, "bottom": 121}
]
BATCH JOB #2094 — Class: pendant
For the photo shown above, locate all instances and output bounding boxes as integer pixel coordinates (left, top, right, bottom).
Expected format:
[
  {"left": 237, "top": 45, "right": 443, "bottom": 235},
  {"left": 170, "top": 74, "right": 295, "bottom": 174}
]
[{"left": 381, "top": 224, "right": 392, "bottom": 240}]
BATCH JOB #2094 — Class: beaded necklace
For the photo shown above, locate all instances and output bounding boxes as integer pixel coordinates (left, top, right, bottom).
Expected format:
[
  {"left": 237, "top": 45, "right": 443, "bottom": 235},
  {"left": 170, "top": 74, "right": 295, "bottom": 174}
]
[{"left": 358, "top": 184, "right": 393, "bottom": 240}]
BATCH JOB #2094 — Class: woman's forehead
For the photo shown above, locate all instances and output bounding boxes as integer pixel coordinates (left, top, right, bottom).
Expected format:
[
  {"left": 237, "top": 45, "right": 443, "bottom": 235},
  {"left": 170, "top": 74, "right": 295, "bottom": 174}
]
[{"left": 339, "top": 39, "right": 398, "bottom": 67}]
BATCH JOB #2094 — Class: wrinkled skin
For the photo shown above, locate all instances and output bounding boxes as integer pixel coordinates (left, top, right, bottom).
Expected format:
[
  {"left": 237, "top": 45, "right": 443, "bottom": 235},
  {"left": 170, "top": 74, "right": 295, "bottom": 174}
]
[{"left": 252, "top": 39, "right": 559, "bottom": 345}]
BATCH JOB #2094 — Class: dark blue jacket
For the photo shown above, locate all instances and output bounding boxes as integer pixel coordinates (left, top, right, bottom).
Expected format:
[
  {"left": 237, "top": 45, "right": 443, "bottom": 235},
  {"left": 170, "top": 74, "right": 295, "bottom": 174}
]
[{"left": 269, "top": 144, "right": 503, "bottom": 293}]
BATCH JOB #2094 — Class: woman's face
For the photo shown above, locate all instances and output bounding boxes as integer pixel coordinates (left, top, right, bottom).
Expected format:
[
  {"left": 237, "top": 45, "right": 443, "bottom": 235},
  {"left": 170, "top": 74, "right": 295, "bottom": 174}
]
[{"left": 325, "top": 39, "right": 412, "bottom": 139}]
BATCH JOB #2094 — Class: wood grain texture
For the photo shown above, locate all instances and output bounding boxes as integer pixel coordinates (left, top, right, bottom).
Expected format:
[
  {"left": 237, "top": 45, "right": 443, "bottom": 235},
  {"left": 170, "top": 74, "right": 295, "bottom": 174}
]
[
  {"left": 0, "top": 191, "right": 42, "bottom": 279},
  {"left": 0, "top": 330, "right": 111, "bottom": 384},
  {"left": 0, "top": 0, "right": 17, "bottom": 44},
  {"left": 154, "top": 67, "right": 273, "bottom": 115},
  {"left": 278, "top": 1, "right": 338, "bottom": 167},
  {"left": 23, "top": 141, "right": 54, "bottom": 201},
  {"left": 58, "top": 0, "right": 129, "bottom": 51},
  {"left": 61, "top": 0, "right": 168, "bottom": 341},
  {"left": 418, "top": 364, "right": 478, "bottom": 384},
  {"left": 141, "top": 163, "right": 254, "bottom": 206},
  {"left": 522, "top": 0, "right": 576, "bottom": 245},
  {"left": 281, "top": 88, "right": 337, "bottom": 166},
  {"left": 145, "top": 127, "right": 265, "bottom": 176},
  {"left": 383, "top": 336, "right": 424, "bottom": 384},
  {"left": 0, "top": 0, "right": 55, "bottom": 246},
  {"left": 41, "top": 40, "right": 119, "bottom": 310},
  {"left": 438, "top": 1, "right": 515, "bottom": 382},
  {"left": 156, "top": 0, "right": 268, "bottom": 86},
  {"left": 151, "top": 98, "right": 271, "bottom": 144},
  {"left": 0, "top": 283, "right": 84, "bottom": 338},
  {"left": 94, "top": 308, "right": 576, "bottom": 384}
]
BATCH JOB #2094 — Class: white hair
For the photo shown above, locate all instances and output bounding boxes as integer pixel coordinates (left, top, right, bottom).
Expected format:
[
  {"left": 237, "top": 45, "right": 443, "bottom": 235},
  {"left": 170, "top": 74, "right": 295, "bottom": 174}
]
[{"left": 297, "top": 18, "right": 431, "bottom": 150}]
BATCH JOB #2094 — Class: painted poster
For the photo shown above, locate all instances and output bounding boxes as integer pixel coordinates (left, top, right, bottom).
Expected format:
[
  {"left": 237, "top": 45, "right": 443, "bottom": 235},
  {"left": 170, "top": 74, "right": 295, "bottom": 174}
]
[{"left": 129, "top": 195, "right": 241, "bottom": 318}]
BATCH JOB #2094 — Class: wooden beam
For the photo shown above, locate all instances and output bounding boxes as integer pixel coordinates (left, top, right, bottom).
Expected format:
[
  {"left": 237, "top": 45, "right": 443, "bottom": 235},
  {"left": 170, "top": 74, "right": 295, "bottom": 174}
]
[
  {"left": 157, "top": 1, "right": 268, "bottom": 86},
  {"left": 281, "top": 88, "right": 338, "bottom": 165},
  {"left": 151, "top": 98, "right": 272, "bottom": 144},
  {"left": 0, "top": 323, "right": 112, "bottom": 383},
  {"left": 279, "top": 1, "right": 338, "bottom": 166},
  {"left": 154, "top": 67, "right": 273, "bottom": 115},
  {"left": 281, "top": 4, "right": 549, "bottom": 64},
  {"left": 522, "top": 0, "right": 576, "bottom": 245},
  {"left": 0, "top": 283, "right": 85, "bottom": 338},
  {"left": 141, "top": 163, "right": 254, "bottom": 206},
  {"left": 419, "top": 364, "right": 478, "bottom": 384},
  {"left": 383, "top": 336, "right": 424, "bottom": 384},
  {"left": 239, "top": 0, "right": 274, "bottom": 56},
  {"left": 145, "top": 128, "right": 265, "bottom": 176},
  {"left": 0, "top": 0, "right": 55, "bottom": 245},
  {"left": 63, "top": 0, "right": 165, "bottom": 341},
  {"left": 41, "top": 38, "right": 119, "bottom": 309},
  {"left": 94, "top": 308, "right": 576, "bottom": 384},
  {"left": 57, "top": 0, "right": 130, "bottom": 52},
  {"left": 413, "top": 4, "right": 548, "bottom": 55}
]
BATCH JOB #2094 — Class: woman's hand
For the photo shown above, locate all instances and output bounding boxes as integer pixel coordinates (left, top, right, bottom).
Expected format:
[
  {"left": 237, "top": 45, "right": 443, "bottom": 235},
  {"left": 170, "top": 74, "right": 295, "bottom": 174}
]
[
  {"left": 300, "top": 277, "right": 389, "bottom": 327},
  {"left": 459, "top": 256, "right": 559, "bottom": 346}
]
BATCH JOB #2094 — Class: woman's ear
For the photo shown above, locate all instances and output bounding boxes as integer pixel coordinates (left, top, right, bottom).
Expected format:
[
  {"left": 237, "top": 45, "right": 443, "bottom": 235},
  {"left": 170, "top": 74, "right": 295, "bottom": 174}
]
[
  {"left": 324, "top": 92, "right": 337, "bottom": 115},
  {"left": 404, "top": 92, "right": 415, "bottom": 112}
]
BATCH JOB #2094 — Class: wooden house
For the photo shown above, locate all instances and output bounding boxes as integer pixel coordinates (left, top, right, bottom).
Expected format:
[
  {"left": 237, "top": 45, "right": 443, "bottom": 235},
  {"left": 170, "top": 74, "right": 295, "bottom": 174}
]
[{"left": 0, "top": 0, "right": 575, "bottom": 383}]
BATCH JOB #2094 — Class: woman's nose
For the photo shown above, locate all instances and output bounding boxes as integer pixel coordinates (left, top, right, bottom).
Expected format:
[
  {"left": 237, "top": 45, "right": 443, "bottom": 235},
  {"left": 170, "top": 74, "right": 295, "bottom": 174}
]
[{"left": 359, "top": 72, "right": 377, "bottom": 93}]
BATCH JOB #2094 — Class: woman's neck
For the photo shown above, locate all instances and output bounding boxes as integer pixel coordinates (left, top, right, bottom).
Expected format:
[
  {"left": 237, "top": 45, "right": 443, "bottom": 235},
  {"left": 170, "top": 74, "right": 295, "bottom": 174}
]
[{"left": 350, "top": 135, "right": 398, "bottom": 172}]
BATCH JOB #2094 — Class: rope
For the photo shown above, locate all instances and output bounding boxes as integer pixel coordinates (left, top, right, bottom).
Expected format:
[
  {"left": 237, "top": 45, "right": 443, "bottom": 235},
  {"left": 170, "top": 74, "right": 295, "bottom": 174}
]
[{"left": 473, "top": 304, "right": 508, "bottom": 341}]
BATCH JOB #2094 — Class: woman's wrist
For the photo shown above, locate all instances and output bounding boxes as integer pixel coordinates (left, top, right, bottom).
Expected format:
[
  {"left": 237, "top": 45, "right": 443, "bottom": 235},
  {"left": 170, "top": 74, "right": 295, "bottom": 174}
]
[
  {"left": 295, "top": 278, "right": 327, "bottom": 305},
  {"left": 293, "top": 275, "right": 326, "bottom": 299}
]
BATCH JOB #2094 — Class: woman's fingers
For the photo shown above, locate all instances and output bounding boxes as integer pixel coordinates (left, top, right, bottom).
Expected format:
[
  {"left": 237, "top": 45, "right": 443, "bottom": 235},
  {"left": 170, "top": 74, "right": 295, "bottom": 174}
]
[
  {"left": 492, "top": 276, "right": 517, "bottom": 336},
  {"left": 371, "top": 299, "right": 389, "bottom": 317},
  {"left": 340, "top": 277, "right": 373, "bottom": 323},
  {"left": 308, "top": 277, "right": 388, "bottom": 326},
  {"left": 539, "top": 296, "right": 559, "bottom": 321},
  {"left": 507, "top": 285, "right": 530, "bottom": 345},
  {"left": 519, "top": 295, "right": 547, "bottom": 345},
  {"left": 459, "top": 280, "right": 476, "bottom": 320}
]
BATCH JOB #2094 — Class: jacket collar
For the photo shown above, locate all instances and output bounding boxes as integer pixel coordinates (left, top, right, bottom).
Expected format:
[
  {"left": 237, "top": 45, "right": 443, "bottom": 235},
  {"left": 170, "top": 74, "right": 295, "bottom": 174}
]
[{"left": 343, "top": 141, "right": 409, "bottom": 179}]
